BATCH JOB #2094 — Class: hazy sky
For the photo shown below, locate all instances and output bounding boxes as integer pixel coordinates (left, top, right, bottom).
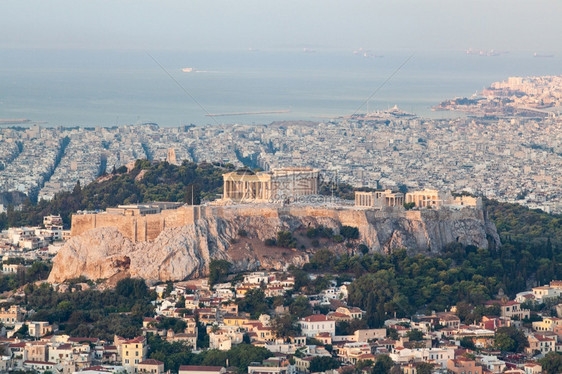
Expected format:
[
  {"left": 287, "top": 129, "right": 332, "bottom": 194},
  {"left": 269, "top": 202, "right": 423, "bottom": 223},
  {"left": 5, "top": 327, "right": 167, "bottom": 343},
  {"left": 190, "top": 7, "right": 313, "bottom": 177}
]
[{"left": 2, "top": 0, "right": 561, "bottom": 52}]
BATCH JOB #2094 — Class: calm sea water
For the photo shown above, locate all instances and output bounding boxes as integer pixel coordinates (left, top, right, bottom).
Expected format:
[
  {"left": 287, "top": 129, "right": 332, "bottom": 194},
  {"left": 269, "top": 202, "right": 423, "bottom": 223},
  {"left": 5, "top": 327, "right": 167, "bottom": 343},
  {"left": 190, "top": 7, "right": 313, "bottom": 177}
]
[{"left": 0, "top": 49, "right": 560, "bottom": 127}]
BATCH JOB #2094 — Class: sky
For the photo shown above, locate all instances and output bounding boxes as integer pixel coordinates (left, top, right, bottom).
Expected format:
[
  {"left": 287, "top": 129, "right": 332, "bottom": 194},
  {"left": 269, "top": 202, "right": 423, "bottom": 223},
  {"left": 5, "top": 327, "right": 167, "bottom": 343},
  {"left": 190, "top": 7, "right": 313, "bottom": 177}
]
[{"left": 1, "top": 0, "right": 561, "bottom": 53}]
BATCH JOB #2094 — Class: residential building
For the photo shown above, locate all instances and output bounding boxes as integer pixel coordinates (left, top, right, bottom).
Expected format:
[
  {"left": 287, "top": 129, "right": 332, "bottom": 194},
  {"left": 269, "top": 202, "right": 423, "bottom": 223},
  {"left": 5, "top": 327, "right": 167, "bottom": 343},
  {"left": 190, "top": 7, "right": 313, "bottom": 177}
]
[
  {"left": 137, "top": 359, "right": 165, "bottom": 374},
  {"left": 178, "top": 366, "right": 226, "bottom": 374},
  {"left": 298, "top": 315, "right": 335, "bottom": 337},
  {"left": 532, "top": 317, "right": 562, "bottom": 332},
  {"left": 119, "top": 336, "right": 148, "bottom": 370},
  {"left": 0, "top": 305, "right": 25, "bottom": 326},
  {"left": 446, "top": 358, "right": 482, "bottom": 374}
]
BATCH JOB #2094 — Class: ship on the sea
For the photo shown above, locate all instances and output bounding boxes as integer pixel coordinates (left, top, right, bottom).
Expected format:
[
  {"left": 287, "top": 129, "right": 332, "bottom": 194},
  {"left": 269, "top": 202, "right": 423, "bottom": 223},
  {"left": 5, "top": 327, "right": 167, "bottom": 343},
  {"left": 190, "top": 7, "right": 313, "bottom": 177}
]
[
  {"left": 0, "top": 118, "right": 31, "bottom": 125},
  {"left": 182, "top": 67, "right": 195, "bottom": 72},
  {"left": 466, "top": 48, "right": 507, "bottom": 57},
  {"left": 534, "top": 52, "right": 554, "bottom": 58}
]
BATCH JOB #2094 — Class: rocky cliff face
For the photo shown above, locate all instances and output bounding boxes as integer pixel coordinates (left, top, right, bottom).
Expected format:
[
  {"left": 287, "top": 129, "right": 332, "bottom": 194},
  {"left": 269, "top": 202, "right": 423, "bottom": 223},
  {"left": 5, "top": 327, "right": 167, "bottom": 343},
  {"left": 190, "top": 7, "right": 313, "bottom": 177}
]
[{"left": 48, "top": 206, "right": 500, "bottom": 284}]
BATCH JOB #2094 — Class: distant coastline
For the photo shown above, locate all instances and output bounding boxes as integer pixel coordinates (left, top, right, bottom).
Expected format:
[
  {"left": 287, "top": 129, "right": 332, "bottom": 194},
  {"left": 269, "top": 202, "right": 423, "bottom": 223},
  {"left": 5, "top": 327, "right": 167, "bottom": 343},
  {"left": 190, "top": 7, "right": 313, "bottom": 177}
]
[{"left": 1, "top": 49, "right": 561, "bottom": 127}]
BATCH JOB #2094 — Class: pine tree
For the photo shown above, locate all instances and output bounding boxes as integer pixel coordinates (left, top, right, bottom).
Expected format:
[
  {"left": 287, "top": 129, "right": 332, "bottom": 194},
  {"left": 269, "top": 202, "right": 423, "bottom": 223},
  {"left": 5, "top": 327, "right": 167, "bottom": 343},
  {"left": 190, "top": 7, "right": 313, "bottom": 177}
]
[{"left": 365, "top": 292, "right": 377, "bottom": 328}]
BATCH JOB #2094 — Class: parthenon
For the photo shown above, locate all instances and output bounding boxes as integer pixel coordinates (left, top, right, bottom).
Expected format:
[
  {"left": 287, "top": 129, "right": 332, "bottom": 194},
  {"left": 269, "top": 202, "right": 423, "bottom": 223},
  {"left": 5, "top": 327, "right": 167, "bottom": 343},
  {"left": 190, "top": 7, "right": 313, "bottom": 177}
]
[{"left": 222, "top": 167, "right": 320, "bottom": 202}]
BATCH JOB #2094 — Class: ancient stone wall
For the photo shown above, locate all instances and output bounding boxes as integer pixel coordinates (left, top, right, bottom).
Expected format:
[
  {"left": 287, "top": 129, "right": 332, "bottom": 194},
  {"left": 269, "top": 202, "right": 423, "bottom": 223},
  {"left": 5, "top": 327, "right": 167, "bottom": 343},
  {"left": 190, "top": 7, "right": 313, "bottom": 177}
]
[{"left": 70, "top": 206, "right": 198, "bottom": 242}]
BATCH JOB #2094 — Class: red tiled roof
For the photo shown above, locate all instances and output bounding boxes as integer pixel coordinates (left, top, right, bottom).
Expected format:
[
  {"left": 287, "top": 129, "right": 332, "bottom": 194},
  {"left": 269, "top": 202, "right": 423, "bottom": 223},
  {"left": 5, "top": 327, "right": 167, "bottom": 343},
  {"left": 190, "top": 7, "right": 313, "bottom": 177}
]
[
  {"left": 502, "top": 301, "right": 520, "bottom": 306},
  {"left": 84, "top": 366, "right": 108, "bottom": 371},
  {"left": 123, "top": 336, "right": 145, "bottom": 344},
  {"left": 24, "top": 361, "right": 56, "bottom": 365},
  {"left": 328, "top": 312, "right": 349, "bottom": 318},
  {"left": 140, "top": 359, "right": 164, "bottom": 365},
  {"left": 301, "top": 314, "right": 329, "bottom": 322},
  {"left": 534, "top": 335, "right": 554, "bottom": 342},
  {"left": 179, "top": 365, "right": 224, "bottom": 372},
  {"left": 68, "top": 337, "right": 99, "bottom": 342}
]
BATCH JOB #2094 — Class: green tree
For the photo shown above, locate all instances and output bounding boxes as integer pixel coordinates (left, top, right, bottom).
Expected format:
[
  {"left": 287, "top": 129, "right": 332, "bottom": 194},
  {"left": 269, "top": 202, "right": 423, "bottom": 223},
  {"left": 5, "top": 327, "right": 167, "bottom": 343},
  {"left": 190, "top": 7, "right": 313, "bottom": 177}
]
[
  {"left": 540, "top": 352, "right": 562, "bottom": 374},
  {"left": 115, "top": 278, "right": 149, "bottom": 300},
  {"left": 340, "top": 225, "right": 359, "bottom": 240},
  {"left": 226, "top": 344, "right": 272, "bottom": 373},
  {"left": 208, "top": 259, "right": 232, "bottom": 285},
  {"left": 494, "top": 326, "right": 528, "bottom": 352},
  {"left": 404, "top": 202, "right": 415, "bottom": 210},
  {"left": 336, "top": 319, "right": 368, "bottom": 335},
  {"left": 372, "top": 355, "right": 394, "bottom": 374},
  {"left": 291, "top": 269, "right": 310, "bottom": 292},
  {"left": 356, "top": 359, "right": 374, "bottom": 371},
  {"left": 309, "top": 356, "right": 340, "bottom": 372},
  {"left": 415, "top": 362, "right": 434, "bottom": 374},
  {"left": 358, "top": 244, "right": 370, "bottom": 255},
  {"left": 460, "top": 336, "right": 475, "bottom": 350},
  {"left": 386, "top": 328, "right": 398, "bottom": 340},
  {"left": 13, "top": 324, "right": 29, "bottom": 339},
  {"left": 406, "top": 329, "right": 424, "bottom": 341},
  {"left": 276, "top": 230, "right": 297, "bottom": 248},
  {"left": 271, "top": 315, "right": 300, "bottom": 340},
  {"left": 289, "top": 296, "right": 313, "bottom": 318},
  {"left": 237, "top": 289, "right": 269, "bottom": 319}
]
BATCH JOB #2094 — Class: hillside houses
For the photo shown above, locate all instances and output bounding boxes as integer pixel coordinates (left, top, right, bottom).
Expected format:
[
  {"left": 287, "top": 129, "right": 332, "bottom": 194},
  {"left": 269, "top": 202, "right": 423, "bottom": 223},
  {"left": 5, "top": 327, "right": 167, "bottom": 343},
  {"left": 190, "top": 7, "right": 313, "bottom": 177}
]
[{"left": 2, "top": 270, "right": 562, "bottom": 373}]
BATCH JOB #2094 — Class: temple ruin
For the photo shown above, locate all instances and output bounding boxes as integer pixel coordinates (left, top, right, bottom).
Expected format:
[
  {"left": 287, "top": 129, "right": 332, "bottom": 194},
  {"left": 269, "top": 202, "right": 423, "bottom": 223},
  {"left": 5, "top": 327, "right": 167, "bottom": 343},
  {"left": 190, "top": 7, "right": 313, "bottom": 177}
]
[{"left": 222, "top": 167, "right": 320, "bottom": 203}]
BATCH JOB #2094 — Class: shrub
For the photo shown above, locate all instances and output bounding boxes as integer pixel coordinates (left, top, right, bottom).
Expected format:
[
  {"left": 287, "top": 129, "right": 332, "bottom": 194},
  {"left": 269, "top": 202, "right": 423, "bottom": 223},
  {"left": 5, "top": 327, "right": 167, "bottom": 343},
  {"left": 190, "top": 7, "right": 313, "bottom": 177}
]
[
  {"left": 277, "top": 230, "right": 297, "bottom": 248},
  {"left": 340, "top": 225, "right": 359, "bottom": 240},
  {"left": 404, "top": 202, "right": 416, "bottom": 210},
  {"left": 332, "top": 234, "right": 344, "bottom": 243},
  {"left": 358, "top": 244, "right": 369, "bottom": 255}
]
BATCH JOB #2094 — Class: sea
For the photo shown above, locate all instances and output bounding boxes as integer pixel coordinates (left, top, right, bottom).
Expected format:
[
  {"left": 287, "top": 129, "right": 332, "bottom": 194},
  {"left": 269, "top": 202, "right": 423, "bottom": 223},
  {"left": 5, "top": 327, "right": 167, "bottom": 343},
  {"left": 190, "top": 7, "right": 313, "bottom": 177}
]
[{"left": 0, "top": 48, "right": 560, "bottom": 127}]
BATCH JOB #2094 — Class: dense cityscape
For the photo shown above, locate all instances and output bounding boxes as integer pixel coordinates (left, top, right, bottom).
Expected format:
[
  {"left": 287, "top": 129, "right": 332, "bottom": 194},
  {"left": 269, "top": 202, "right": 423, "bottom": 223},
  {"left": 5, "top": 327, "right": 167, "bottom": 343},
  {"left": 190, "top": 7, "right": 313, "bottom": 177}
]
[
  {"left": 435, "top": 76, "right": 562, "bottom": 118},
  {"left": 1, "top": 98, "right": 561, "bottom": 214},
  {"left": 2, "top": 0, "right": 562, "bottom": 372}
]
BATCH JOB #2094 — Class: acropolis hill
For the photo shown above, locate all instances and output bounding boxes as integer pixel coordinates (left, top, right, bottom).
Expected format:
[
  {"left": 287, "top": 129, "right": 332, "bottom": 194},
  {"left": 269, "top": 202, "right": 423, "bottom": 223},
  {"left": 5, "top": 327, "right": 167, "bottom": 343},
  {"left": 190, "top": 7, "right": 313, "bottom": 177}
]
[{"left": 49, "top": 169, "right": 500, "bottom": 284}]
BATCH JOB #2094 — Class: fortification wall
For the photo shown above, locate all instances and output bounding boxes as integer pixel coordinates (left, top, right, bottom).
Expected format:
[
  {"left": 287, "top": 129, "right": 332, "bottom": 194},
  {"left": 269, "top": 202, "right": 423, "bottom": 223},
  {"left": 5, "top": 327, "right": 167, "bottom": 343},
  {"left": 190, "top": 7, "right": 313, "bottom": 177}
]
[
  {"left": 71, "top": 213, "right": 136, "bottom": 239},
  {"left": 71, "top": 206, "right": 199, "bottom": 242},
  {"left": 71, "top": 214, "right": 96, "bottom": 237}
]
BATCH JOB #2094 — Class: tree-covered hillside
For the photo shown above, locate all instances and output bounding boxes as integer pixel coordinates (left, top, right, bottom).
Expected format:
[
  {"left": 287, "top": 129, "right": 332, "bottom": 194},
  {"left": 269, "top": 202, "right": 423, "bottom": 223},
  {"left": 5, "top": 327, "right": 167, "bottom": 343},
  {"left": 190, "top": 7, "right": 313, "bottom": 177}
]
[
  {"left": 295, "top": 199, "right": 562, "bottom": 325},
  {"left": 486, "top": 198, "right": 562, "bottom": 247},
  {"left": 0, "top": 160, "right": 230, "bottom": 229}
]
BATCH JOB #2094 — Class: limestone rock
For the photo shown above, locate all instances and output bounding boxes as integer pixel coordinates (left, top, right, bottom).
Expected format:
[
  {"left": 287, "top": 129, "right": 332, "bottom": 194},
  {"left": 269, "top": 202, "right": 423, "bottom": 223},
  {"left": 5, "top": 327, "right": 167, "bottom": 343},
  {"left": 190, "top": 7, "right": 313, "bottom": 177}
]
[{"left": 48, "top": 206, "right": 499, "bottom": 284}]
